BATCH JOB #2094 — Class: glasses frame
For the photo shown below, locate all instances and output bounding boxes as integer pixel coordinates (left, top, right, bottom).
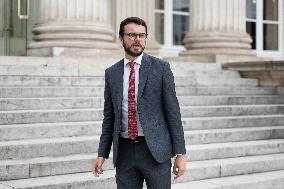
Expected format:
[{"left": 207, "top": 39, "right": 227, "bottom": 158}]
[{"left": 123, "top": 33, "right": 148, "bottom": 40}]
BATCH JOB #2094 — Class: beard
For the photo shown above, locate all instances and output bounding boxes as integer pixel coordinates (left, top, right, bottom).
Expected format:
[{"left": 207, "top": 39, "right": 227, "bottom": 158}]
[{"left": 122, "top": 42, "right": 145, "bottom": 57}]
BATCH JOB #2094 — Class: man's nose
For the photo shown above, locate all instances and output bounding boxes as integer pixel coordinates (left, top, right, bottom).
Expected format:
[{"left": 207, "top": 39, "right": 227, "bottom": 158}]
[{"left": 134, "top": 37, "right": 140, "bottom": 42}]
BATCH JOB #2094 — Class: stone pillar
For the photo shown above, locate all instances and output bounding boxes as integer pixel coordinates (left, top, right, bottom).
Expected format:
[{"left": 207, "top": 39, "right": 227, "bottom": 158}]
[
  {"left": 115, "top": 0, "right": 160, "bottom": 56},
  {"left": 27, "top": 0, "right": 120, "bottom": 57},
  {"left": 180, "top": 0, "right": 256, "bottom": 62}
]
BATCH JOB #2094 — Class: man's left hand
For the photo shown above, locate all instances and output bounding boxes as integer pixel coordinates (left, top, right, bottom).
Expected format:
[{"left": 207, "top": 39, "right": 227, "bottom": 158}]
[{"left": 172, "top": 154, "right": 186, "bottom": 179}]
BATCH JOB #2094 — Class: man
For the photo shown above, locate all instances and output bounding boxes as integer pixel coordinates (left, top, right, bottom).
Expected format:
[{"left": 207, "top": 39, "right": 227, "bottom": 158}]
[{"left": 93, "top": 17, "right": 186, "bottom": 189}]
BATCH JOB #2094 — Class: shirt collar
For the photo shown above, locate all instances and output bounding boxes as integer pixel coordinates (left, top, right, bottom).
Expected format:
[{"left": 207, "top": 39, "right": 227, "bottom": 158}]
[{"left": 123, "top": 52, "right": 143, "bottom": 66}]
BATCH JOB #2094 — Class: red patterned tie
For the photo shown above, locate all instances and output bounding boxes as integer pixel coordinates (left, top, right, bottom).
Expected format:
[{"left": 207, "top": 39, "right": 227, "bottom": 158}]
[{"left": 128, "top": 62, "right": 138, "bottom": 140}]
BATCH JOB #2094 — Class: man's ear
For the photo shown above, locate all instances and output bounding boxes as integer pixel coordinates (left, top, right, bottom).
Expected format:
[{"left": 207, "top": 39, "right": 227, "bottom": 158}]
[{"left": 119, "top": 36, "right": 123, "bottom": 44}]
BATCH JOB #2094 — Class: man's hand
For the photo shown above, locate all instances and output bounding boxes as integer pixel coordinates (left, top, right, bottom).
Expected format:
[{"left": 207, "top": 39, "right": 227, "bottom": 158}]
[
  {"left": 92, "top": 157, "right": 105, "bottom": 177},
  {"left": 172, "top": 155, "right": 186, "bottom": 179}
]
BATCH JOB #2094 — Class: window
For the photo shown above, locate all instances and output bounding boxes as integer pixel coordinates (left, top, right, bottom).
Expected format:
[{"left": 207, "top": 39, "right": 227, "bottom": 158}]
[
  {"left": 246, "top": 0, "right": 256, "bottom": 49},
  {"left": 246, "top": 0, "right": 282, "bottom": 55},
  {"left": 155, "top": 0, "right": 164, "bottom": 44},
  {"left": 263, "top": 0, "right": 278, "bottom": 50},
  {"left": 154, "top": 0, "right": 189, "bottom": 47},
  {"left": 172, "top": 0, "right": 189, "bottom": 45}
]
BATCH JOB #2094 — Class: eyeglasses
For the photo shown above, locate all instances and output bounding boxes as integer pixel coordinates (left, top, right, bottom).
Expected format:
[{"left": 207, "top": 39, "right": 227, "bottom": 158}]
[{"left": 123, "top": 33, "right": 148, "bottom": 40}]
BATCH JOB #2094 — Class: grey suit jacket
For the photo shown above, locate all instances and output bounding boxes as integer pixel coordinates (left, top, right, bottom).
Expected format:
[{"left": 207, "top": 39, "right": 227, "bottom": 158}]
[{"left": 98, "top": 53, "right": 186, "bottom": 166}]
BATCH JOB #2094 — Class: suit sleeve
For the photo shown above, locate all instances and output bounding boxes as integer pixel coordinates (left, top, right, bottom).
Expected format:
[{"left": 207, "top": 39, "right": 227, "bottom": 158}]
[
  {"left": 98, "top": 70, "right": 115, "bottom": 159},
  {"left": 162, "top": 62, "right": 186, "bottom": 155}
]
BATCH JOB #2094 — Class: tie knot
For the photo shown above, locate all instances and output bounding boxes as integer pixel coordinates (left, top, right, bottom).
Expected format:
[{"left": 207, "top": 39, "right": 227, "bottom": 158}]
[{"left": 128, "top": 62, "right": 135, "bottom": 69}]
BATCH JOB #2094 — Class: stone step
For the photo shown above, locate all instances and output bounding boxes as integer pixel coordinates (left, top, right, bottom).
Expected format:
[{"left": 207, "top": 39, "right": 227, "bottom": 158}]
[
  {"left": 0, "top": 86, "right": 277, "bottom": 98},
  {"left": 0, "top": 136, "right": 100, "bottom": 160},
  {"left": 0, "top": 64, "right": 82, "bottom": 77},
  {"left": 1, "top": 114, "right": 284, "bottom": 139},
  {"left": 186, "top": 153, "right": 284, "bottom": 179},
  {"left": 0, "top": 66, "right": 236, "bottom": 78},
  {"left": 181, "top": 104, "right": 284, "bottom": 117},
  {"left": 0, "top": 97, "right": 104, "bottom": 110},
  {"left": 0, "top": 123, "right": 283, "bottom": 160},
  {"left": 0, "top": 56, "right": 116, "bottom": 76},
  {"left": 175, "top": 77, "right": 258, "bottom": 86},
  {"left": 0, "top": 87, "right": 104, "bottom": 98},
  {"left": 186, "top": 126, "right": 284, "bottom": 145},
  {"left": 170, "top": 61, "right": 223, "bottom": 74},
  {"left": 0, "top": 76, "right": 106, "bottom": 87},
  {"left": 0, "top": 153, "right": 113, "bottom": 181},
  {"left": 2, "top": 95, "right": 284, "bottom": 111},
  {"left": 183, "top": 114, "right": 284, "bottom": 130},
  {"left": 0, "top": 75, "right": 256, "bottom": 87},
  {"left": 1, "top": 154, "right": 284, "bottom": 189},
  {"left": 1, "top": 104, "right": 284, "bottom": 124},
  {"left": 0, "top": 171, "right": 116, "bottom": 189},
  {"left": 0, "top": 121, "right": 102, "bottom": 141},
  {"left": 0, "top": 109, "right": 103, "bottom": 125},
  {"left": 1, "top": 139, "right": 284, "bottom": 180},
  {"left": 189, "top": 139, "right": 284, "bottom": 161},
  {"left": 176, "top": 86, "right": 277, "bottom": 96},
  {"left": 0, "top": 56, "right": 222, "bottom": 76},
  {"left": 0, "top": 110, "right": 283, "bottom": 143},
  {"left": 0, "top": 56, "right": 282, "bottom": 188},
  {"left": 277, "top": 87, "right": 284, "bottom": 95},
  {"left": 186, "top": 70, "right": 241, "bottom": 78},
  {"left": 161, "top": 154, "right": 284, "bottom": 184},
  {"left": 179, "top": 95, "right": 284, "bottom": 106},
  {"left": 171, "top": 170, "right": 284, "bottom": 189}
]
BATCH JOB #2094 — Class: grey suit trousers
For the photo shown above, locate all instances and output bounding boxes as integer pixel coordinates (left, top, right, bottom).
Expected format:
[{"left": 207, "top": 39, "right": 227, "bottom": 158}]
[{"left": 116, "top": 138, "right": 172, "bottom": 189}]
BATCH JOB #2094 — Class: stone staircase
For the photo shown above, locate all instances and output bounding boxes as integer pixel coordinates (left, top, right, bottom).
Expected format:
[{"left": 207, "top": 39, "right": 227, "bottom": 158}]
[{"left": 0, "top": 57, "right": 284, "bottom": 189}]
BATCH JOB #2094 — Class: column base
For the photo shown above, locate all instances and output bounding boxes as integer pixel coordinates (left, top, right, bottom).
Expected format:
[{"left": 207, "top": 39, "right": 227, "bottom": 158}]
[
  {"left": 28, "top": 22, "right": 121, "bottom": 57},
  {"left": 165, "top": 54, "right": 216, "bottom": 63},
  {"left": 180, "top": 47, "right": 255, "bottom": 56},
  {"left": 179, "top": 31, "right": 259, "bottom": 63}
]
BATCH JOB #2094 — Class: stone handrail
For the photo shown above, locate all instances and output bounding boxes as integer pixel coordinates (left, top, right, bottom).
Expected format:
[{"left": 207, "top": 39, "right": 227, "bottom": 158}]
[{"left": 222, "top": 60, "right": 284, "bottom": 87}]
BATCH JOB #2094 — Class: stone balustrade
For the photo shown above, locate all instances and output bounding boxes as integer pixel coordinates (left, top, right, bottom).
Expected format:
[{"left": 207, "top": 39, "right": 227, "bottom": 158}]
[{"left": 222, "top": 61, "right": 284, "bottom": 86}]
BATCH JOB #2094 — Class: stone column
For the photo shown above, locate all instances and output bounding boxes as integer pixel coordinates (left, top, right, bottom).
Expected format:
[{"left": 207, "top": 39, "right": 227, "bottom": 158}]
[
  {"left": 115, "top": 0, "right": 160, "bottom": 56},
  {"left": 28, "top": 0, "right": 120, "bottom": 57},
  {"left": 180, "top": 0, "right": 255, "bottom": 62}
]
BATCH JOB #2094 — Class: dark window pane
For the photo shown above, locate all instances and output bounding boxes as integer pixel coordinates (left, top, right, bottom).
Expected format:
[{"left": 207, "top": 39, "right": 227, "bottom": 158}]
[
  {"left": 263, "top": 24, "right": 278, "bottom": 50},
  {"left": 155, "top": 0, "right": 164, "bottom": 10},
  {"left": 11, "top": 0, "right": 27, "bottom": 38},
  {"left": 173, "top": 15, "right": 188, "bottom": 45},
  {"left": 246, "top": 21, "right": 256, "bottom": 49},
  {"left": 246, "top": 0, "right": 256, "bottom": 19},
  {"left": 0, "top": 0, "right": 4, "bottom": 37},
  {"left": 263, "top": 0, "right": 278, "bottom": 21},
  {"left": 155, "top": 13, "right": 164, "bottom": 44},
  {"left": 173, "top": 0, "right": 189, "bottom": 12}
]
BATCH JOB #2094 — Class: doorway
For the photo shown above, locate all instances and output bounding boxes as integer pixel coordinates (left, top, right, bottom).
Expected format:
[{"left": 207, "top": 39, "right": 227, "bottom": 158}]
[{"left": 0, "top": 0, "right": 29, "bottom": 56}]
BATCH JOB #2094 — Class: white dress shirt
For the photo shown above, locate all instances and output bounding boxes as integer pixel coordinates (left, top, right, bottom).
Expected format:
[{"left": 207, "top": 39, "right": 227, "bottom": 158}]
[{"left": 120, "top": 53, "right": 144, "bottom": 138}]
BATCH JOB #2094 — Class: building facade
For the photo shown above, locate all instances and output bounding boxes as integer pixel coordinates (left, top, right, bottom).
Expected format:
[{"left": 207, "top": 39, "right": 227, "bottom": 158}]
[{"left": 0, "top": 0, "right": 283, "bottom": 60}]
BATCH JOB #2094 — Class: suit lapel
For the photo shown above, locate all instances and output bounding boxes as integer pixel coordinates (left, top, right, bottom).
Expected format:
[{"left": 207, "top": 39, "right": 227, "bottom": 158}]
[
  {"left": 138, "top": 54, "right": 151, "bottom": 101},
  {"left": 115, "top": 59, "right": 124, "bottom": 114},
  {"left": 115, "top": 54, "right": 151, "bottom": 112}
]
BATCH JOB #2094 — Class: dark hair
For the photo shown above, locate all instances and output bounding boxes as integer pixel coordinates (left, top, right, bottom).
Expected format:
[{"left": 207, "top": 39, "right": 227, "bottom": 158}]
[{"left": 119, "top": 17, "right": 147, "bottom": 37}]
